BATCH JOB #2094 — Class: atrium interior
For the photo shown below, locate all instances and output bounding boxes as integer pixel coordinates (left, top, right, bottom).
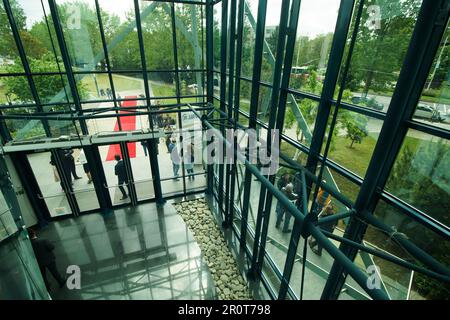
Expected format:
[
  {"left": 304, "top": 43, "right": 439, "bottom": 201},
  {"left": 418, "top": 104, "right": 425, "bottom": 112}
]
[{"left": 0, "top": 0, "right": 449, "bottom": 300}]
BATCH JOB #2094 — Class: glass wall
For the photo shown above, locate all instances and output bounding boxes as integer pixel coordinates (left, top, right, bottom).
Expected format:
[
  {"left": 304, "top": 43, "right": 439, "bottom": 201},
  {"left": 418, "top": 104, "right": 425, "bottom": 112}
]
[
  {"left": 0, "top": 0, "right": 207, "bottom": 142},
  {"left": 211, "top": 0, "right": 450, "bottom": 301}
]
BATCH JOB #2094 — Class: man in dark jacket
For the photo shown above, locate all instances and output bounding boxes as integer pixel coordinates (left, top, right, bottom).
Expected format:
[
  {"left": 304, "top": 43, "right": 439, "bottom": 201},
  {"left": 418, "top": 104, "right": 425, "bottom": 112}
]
[
  {"left": 309, "top": 205, "right": 337, "bottom": 256},
  {"left": 114, "top": 154, "right": 129, "bottom": 200},
  {"left": 29, "top": 229, "right": 66, "bottom": 290}
]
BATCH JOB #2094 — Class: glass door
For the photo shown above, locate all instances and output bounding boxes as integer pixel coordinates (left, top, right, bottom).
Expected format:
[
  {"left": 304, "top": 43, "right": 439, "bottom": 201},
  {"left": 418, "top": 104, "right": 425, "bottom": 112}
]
[
  {"left": 98, "top": 143, "right": 133, "bottom": 206},
  {"left": 128, "top": 141, "right": 155, "bottom": 201},
  {"left": 27, "top": 151, "right": 73, "bottom": 217},
  {"left": 70, "top": 148, "right": 100, "bottom": 212}
]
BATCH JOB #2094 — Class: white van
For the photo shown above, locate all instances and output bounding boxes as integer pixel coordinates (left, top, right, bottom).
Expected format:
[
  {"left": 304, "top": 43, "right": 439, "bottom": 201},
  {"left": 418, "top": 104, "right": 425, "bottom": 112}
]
[{"left": 413, "top": 104, "right": 444, "bottom": 122}]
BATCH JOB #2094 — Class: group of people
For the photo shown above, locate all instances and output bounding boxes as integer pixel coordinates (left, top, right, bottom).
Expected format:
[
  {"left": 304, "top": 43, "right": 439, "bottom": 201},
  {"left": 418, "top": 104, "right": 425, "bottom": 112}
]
[
  {"left": 275, "top": 173, "right": 337, "bottom": 256},
  {"left": 50, "top": 148, "right": 92, "bottom": 189},
  {"left": 99, "top": 87, "right": 113, "bottom": 99},
  {"left": 168, "top": 138, "right": 196, "bottom": 180}
]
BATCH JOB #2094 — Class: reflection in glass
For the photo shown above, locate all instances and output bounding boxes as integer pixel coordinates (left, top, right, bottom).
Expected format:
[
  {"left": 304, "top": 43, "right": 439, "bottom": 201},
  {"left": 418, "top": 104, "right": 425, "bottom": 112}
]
[
  {"left": 290, "top": 0, "right": 340, "bottom": 95},
  {"left": 99, "top": 144, "right": 131, "bottom": 205},
  {"left": 141, "top": 1, "right": 175, "bottom": 71},
  {"left": 28, "top": 152, "right": 72, "bottom": 217},
  {"left": 413, "top": 22, "right": 450, "bottom": 128},
  {"left": 98, "top": 0, "right": 142, "bottom": 71},
  {"left": 366, "top": 200, "right": 450, "bottom": 299},
  {"left": 341, "top": 0, "right": 422, "bottom": 113},
  {"left": 326, "top": 110, "right": 382, "bottom": 177},
  {"left": 385, "top": 130, "right": 449, "bottom": 226}
]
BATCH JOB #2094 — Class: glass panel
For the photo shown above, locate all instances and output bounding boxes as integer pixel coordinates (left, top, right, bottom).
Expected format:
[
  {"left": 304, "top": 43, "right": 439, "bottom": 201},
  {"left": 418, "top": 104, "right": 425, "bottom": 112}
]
[
  {"left": 33, "top": 74, "right": 71, "bottom": 104},
  {"left": 112, "top": 73, "right": 145, "bottom": 98},
  {"left": 283, "top": 96, "right": 317, "bottom": 148},
  {"left": 239, "top": 79, "right": 251, "bottom": 114},
  {"left": 129, "top": 141, "right": 155, "bottom": 201},
  {"left": 385, "top": 130, "right": 449, "bottom": 226},
  {"left": 326, "top": 165, "right": 360, "bottom": 203},
  {"left": 213, "top": 3, "right": 221, "bottom": 71},
  {"left": 75, "top": 73, "right": 112, "bottom": 102},
  {"left": 56, "top": 0, "right": 102, "bottom": 71},
  {"left": 0, "top": 76, "right": 35, "bottom": 105},
  {"left": 148, "top": 72, "right": 176, "bottom": 102},
  {"left": 47, "top": 105, "right": 82, "bottom": 137},
  {"left": 140, "top": 1, "right": 175, "bottom": 71},
  {"left": 260, "top": 0, "right": 282, "bottom": 83},
  {"left": 279, "top": 139, "right": 308, "bottom": 167},
  {"left": 326, "top": 110, "right": 382, "bottom": 177},
  {"left": 2, "top": 108, "right": 46, "bottom": 141},
  {"left": 99, "top": 144, "right": 131, "bottom": 205},
  {"left": 0, "top": 3, "right": 24, "bottom": 73},
  {"left": 175, "top": 3, "right": 205, "bottom": 71},
  {"left": 15, "top": 0, "right": 64, "bottom": 72},
  {"left": 337, "top": 274, "right": 371, "bottom": 300},
  {"left": 241, "top": 0, "right": 258, "bottom": 78},
  {"left": 28, "top": 151, "right": 72, "bottom": 217},
  {"left": 180, "top": 127, "right": 206, "bottom": 192},
  {"left": 71, "top": 148, "right": 100, "bottom": 212},
  {"left": 290, "top": 0, "right": 340, "bottom": 95},
  {"left": 0, "top": 230, "right": 49, "bottom": 300},
  {"left": 83, "top": 104, "right": 117, "bottom": 134},
  {"left": 98, "top": 0, "right": 142, "bottom": 71},
  {"left": 413, "top": 22, "right": 450, "bottom": 129},
  {"left": 340, "top": 0, "right": 423, "bottom": 113},
  {"left": 158, "top": 112, "right": 183, "bottom": 195},
  {"left": 257, "top": 85, "right": 272, "bottom": 123},
  {"left": 366, "top": 200, "right": 450, "bottom": 299},
  {"left": 0, "top": 191, "right": 17, "bottom": 241},
  {"left": 179, "top": 71, "right": 204, "bottom": 96}
]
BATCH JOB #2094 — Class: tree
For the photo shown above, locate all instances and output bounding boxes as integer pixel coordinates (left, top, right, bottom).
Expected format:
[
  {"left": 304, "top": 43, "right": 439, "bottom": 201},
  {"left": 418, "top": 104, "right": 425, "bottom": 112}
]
[
  {"left": 346, "top": 0, "right": 421, "bottom": 94},
  {"left": 0, "top": 0, "right": 26, "bottom": 60},
  {"left": 4, "top": 54, "right": 87, "bottom": 102},
  {"left": 341, "top": 111, "right": 368, "bottom": 148},
  {"left": 381, "top": 139, "right": 450, "bottom": 299}
]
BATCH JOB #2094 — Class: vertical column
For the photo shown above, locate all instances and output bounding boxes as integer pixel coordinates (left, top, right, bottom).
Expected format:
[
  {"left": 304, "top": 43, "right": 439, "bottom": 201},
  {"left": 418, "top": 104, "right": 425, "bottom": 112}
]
[{"left": 321, "top": 0, "right": 450, "bottom": 300}]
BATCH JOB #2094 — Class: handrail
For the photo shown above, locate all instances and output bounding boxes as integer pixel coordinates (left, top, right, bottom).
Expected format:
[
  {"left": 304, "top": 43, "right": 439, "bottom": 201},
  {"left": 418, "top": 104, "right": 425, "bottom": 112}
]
[
  {"left": 103, "top": 183, "right": 129, "bottom": 189},
  {"left": 187, "top": 103, "right": 389, "bottom": 300}
]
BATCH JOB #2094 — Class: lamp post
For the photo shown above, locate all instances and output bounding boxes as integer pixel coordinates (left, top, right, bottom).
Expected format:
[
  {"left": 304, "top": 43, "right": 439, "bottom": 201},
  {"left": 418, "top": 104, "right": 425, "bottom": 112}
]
[{"left": 93, "top": 73, "right": 100, "bottom": 97}]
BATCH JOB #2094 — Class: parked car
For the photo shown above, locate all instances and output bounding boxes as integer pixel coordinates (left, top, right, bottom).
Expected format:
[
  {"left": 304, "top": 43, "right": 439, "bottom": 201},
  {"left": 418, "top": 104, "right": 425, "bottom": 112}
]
[
  {"left": 351, "top": 95, "right": 384, "bottom": 111},
  {"left": 413, "top": 104, "right": 444, "bottom": 122}
]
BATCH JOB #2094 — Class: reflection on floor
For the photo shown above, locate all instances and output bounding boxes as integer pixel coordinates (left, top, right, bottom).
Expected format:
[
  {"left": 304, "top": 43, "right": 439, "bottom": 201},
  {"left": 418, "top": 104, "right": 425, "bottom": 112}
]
[{"left": 37, "top": 202, "right": 217, "bottom": 300}]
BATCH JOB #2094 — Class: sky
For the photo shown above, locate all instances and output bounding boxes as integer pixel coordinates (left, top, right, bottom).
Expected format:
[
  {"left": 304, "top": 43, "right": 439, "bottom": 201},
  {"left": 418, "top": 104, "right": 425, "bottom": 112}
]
[
  {"left": 216, "top": 0, "right": 340, "bottom": 38},
  {"left": 19, "top": 0, "right": 340, "bottom": 38}
]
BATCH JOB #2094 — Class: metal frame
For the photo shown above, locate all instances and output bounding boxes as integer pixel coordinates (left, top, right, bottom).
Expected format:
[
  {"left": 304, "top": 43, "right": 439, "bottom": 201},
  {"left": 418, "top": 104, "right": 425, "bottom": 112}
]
[
  {"left": 209, "top": 0, "right": 450, "bottom": 301},
  {"left": 0, "top": 0, "right": 449, "bottom": 301}
]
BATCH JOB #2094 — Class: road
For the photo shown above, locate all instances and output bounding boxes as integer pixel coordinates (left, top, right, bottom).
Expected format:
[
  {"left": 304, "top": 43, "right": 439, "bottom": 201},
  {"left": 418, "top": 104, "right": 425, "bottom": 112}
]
[{"left": 355, "top": 92, "right": 450, "bottom": 132}]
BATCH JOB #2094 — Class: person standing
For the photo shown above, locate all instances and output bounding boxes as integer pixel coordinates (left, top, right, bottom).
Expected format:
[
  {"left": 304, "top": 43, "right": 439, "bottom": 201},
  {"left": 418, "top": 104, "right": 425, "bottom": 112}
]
[
  {"left": 309, "top": 205, "right": 336, "bottom": 256},
  {"left": 50, "top": 149, "right": 73, "bottom": 189},
  {"left": 315, "top": 181, "right": 331, "bottom": 214},
  {"left": 277, "top": 173, "right": 291, "bottom": 190},
  {"left": 114, "top": 154, "right": 129, "bottom": 200},
  {"left": 275, "top": 183, "right": 298, "bottom": 233},
  {"left": 184, "top": 142, "right": 195, "bottom": 180},
  {"left": 141, "top": 140, "right": 149, "bottom": 157},
  {"left": 168, "top": 139, "right": 180, "bottom": 180},
  {"left": 77, "top": 150, "right": 92, "bottom": 184},
  {"left": 28, "top": 229, "right": 66, "bottom": 291},
  {"left": 64, "top": 149, "right": 81, "bottom": 180},
  {"left": 165, "top": 126, "right": 172, "bottom": 153}
]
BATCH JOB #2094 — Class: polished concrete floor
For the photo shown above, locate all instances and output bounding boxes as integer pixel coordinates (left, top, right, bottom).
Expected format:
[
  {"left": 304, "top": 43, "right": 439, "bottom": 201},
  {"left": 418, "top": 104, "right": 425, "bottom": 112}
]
[{"left": 37, "top": 202, "right": 217, "bottom": 300}]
